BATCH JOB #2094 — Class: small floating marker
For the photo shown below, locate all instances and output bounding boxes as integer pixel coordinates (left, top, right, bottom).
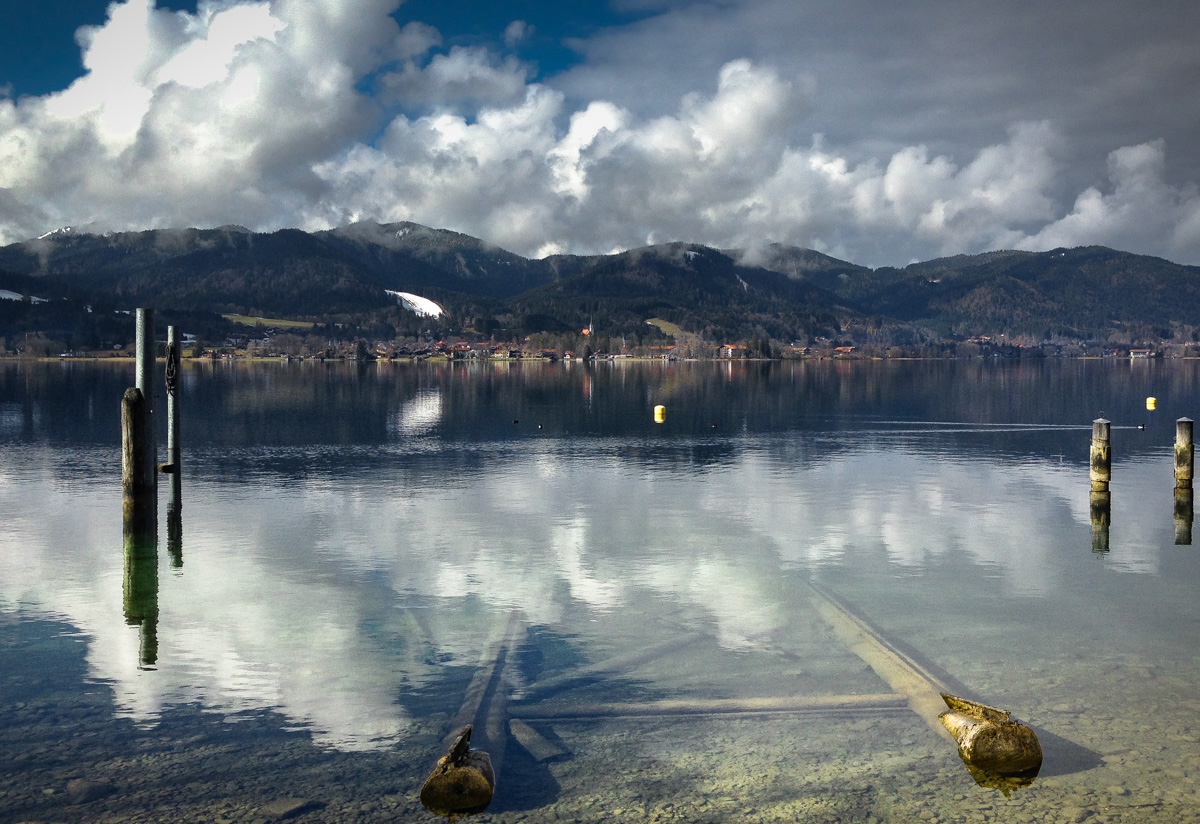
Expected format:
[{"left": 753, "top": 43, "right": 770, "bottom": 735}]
[
  {"left": 1147, "top": 397, "right": 1157, "bottom": 410},
  {"left": 537, "top": 424, "right": 543, "bottom": 429},
  {"left": 653, "top": 405, "right": 666, "bottom": 424}
]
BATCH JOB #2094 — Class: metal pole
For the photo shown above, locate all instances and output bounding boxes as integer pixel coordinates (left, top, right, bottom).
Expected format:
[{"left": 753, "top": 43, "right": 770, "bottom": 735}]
[
  {"left": 135, "top": 308, "right": 157, "bottom": 491},
  {"left": 166, "top": 326, "right": 181, "bottom": 475},
  {"left": 166, "top": 325, "right": 182, "bottom": 567}
]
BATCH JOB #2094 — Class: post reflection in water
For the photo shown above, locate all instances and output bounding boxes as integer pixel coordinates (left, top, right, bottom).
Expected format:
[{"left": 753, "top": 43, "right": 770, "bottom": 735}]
[
  {"left": 1176, "top": 488, "right": 1194, "bottom": 546},
  {"left": 1088, "top": 483, "right": 1196, "bottom": 551},
  {"left": 167, "top": 476, "right": 183, "bottom": 568},
  {"left": 122, "top": 495, "right": 158, "bottom": 670},
  {"left": 1089, "top": 490, "right": 1111, "bottom": 553}
]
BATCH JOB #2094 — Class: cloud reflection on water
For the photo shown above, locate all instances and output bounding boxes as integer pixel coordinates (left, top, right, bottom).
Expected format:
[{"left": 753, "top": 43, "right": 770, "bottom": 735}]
[{"left": 0, "top": 438, "right": 1178, "bottom": 752}]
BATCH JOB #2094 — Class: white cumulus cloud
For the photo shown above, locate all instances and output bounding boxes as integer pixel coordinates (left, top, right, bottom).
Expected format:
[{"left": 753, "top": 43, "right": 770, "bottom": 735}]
[
  {"left": 0, "top": 0, "right": 1198, "bottom": 266},
  {"left": 1012, "top": 140, "right": 1200, "bottom": 259}
]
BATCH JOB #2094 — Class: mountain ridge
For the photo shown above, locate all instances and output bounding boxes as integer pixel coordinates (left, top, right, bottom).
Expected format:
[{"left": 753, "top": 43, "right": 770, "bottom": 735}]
[{"left": 3, "top": 222, "right": 1199, "bottom": 349}]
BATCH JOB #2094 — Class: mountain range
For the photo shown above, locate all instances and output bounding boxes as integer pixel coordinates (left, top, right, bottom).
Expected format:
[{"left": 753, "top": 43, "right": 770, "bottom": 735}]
[{"left": 2, "top": 221, "right": 1199, "bottom": 349}]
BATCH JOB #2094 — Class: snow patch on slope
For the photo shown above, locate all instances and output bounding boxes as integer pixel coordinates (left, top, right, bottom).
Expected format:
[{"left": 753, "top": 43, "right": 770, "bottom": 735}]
[
  {"left": 0, "top": 290, "right": 48, "bottom": 303},
  {"left": 385, "top": 290, "right": 444, "bottom": 318}
]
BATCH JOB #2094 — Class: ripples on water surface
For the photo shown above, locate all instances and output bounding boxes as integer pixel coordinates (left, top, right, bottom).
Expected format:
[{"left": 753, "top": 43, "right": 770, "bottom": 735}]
[{"left": 2, "top": 358, "right": 1200, "bottom": 822}]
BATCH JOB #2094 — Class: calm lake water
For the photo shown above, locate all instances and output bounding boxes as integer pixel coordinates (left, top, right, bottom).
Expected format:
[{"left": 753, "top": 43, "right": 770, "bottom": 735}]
[{"left": 3, "top": 358, "right": 1200, "bottom": 823}]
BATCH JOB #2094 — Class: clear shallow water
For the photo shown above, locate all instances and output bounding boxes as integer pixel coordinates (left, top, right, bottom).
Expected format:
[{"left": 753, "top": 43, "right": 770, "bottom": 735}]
[{"left": 2, "top": 358, "right": 1200, "bottom": 822}]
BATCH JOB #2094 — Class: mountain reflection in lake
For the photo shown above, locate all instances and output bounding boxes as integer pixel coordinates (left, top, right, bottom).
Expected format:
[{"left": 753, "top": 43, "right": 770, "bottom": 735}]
[{"left": 2, "top": 359, "right": 1200, "bottom": 823}]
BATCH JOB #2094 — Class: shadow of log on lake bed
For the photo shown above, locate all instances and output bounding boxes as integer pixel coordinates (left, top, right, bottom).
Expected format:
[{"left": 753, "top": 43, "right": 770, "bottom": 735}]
[
  {"left": 486, "top": 737, "right": 564, "bottom": 813},
  {"left": 1030, "top": 724, "right": 1105, "bottom": 777}
]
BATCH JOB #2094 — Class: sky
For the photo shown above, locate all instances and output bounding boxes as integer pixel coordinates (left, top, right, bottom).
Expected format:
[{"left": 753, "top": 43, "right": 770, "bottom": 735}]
[{"left": 1, "top": 0, "right": 1199, "bottom": 266}]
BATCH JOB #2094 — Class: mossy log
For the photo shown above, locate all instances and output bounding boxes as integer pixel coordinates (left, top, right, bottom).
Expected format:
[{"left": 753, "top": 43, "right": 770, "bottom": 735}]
[
  {"left": 938, "top": 692, "right": 1042, "bottom": 786},
  {"left": 419, "top": 726, "right": 495, "bottom": 817}
]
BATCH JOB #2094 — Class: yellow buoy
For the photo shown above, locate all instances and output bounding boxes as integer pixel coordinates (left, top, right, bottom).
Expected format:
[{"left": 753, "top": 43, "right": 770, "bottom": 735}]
[
  {"left": 1147, "top": 397, "right": 1157, "bottom": 410},
  {"left": 653, "top": 404, "right": 666, "bottom": 423}
]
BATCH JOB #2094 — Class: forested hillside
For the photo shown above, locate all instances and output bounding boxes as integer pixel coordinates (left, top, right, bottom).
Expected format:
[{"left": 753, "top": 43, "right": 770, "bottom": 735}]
[{"left": 3, "top": 223, "right": 1200, "bottom": 352}]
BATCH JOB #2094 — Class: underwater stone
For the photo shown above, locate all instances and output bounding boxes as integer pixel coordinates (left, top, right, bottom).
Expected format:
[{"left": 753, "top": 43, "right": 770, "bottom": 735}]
[
  {"left": 66, "top": 778, "right": 116, "bottom": 804},
  {"left": 261, "top": 797, "right": 320, "bottom": 819}
]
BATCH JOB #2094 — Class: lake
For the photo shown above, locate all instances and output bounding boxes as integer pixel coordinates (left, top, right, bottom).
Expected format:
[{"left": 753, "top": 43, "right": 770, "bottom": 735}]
[{"left": 2, "top": 358, "right": 1200, "bottom": 823}]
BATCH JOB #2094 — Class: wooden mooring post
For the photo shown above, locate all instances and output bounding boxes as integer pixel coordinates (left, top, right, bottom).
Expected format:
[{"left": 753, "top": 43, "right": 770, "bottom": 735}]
[
  {"left": 1175, "top": 418, "right": 1194, "bottom": 545},
  {"left": 1090, "top": 418, "right": 1111, "bottom": 492},
  {"left": 1089, "top": 418, "right": 1111, "bottom": 552},
  {"left": 121, "top": 387, "right": 151, "bottom": 502},
  {"left": 1176, "top": 418, "right": 1194, "bottom": 489}
]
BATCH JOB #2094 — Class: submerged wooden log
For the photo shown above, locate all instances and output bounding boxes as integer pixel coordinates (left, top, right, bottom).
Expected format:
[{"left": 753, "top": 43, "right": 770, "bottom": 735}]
[
  {"left": 445, "top": 627, "right": 507, "bottom": 745},
  {"left": 938, "top": 692, "right": 1042, "bottom": 792},
  {"left": 508, "top": 719, "right": 569, "bottom": 762},
  {"left": 424, "top": 610, "right": 523, "bottom": 817},
  {"left": 514, "top": 630, "right": 708, "bottom": 704},
  {"left": 419, "top": 725, "right": 495, "bottom": 817},
  {"left": 807, "top": 581, "right": 952, "bottom": 739},
  {"left": 516, "top": 692, "right": 907, "bottom": 720},
  {"left": 444, "top": 612, "right": 525, "bottom": 780}
]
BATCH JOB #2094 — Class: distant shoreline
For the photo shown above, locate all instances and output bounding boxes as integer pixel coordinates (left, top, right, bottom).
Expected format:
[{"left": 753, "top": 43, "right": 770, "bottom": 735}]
[{"left": 5, "top": 354, "right": 1200, "bottom": 364}]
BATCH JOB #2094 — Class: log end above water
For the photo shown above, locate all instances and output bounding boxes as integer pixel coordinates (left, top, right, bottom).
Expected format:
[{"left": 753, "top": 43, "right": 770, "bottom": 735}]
[
  {"left": 938, "top": 693, "right": 1042, "bottom": 793},
  {"left": 420, "top": 725, "right": 495, "bottom": 817}
]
